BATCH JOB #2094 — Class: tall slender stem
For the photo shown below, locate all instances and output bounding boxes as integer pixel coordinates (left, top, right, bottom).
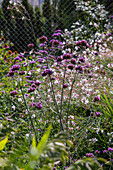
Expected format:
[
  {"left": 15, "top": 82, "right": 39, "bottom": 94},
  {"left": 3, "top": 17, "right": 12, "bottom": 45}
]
[
  {"left": 49, "top": 76, "right": 64, "bottom": 131},
  {"left": 66, "top": 73, "right": 77, "bottom": 131},
  {"left": 60, "top": 66, "right": 66, "bottom": 114}
]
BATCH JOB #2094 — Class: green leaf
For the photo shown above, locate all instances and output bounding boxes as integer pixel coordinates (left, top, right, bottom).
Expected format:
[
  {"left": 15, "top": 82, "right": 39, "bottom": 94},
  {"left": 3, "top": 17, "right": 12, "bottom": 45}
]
[
  {"left": 0, "top": 135, "right": 8, "bottom": 151},
  {"left": 36, "top": 124, "right": 52, "bottom": 159},
  {"left": 32, "top": 135, "right": 36, "bottom": 148}
]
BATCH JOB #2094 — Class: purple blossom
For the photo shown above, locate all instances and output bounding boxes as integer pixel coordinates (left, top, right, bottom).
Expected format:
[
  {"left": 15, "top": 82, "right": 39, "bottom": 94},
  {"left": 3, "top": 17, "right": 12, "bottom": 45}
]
[
  {"left": 95, "top": 150, "right": 100, "bottom": 154},
  {"left": 29, "top": 61, "right": 36, "bottom": 64},
  {"left": 39, "top": 50, "right": 48, "bottom": 55},
  {"left": 93, "top": 96, "right": 100, "bottom": 102},
  {"left": 96, "top": 112, "right": 101, "bottom": 117},
  {"left": 35, "top": 81, "right": 41, "bottom": 86},
  {"left": 14, "top": 56, "right": 22, "bottom": 62},
  {"left": 108, "top": 147, "right": 113, "bottom": 152},
  {"left": 63, "top": 53, "right": 72, "bottom": 60},
  {"left": 10, "top": 90, "right": 18, "bottom": 96},
  {"left": 28, "top": 87, "right": 36, "bottom": 93},
  {"left": 42, "top": 69, "right": 53, "bottom": 76},
  {"left": 103, "top": 150, "right": 107, "bottom": 153},
  {"left": 7, "top": 70, "right": 15, "bottom": 77},
  {"left": 76, "top": 66, "right": 83, "bottom": 72},
  {"left": 19, "top": 71, "right": 25, "bottom": 75},
  {"left": 79, "top": 57, "right": 85, "bottom": 63},
  {"left": 57, "top": 56, "right": 63, "bottom": 62},
  {"left": 36, "top": 102, "right": 42, "bottom": 109},
  {"left": 86, "top": 153, "right": 94, "bottom": 157},
  {"left": 71, "top": 58, "right": 77, "bottom": 64},
  {"left": 52, "top": 33, "right": 62, "bottom": 37},
  {"left": 11, "top": 65, "right": 20, "bottom": 71},
  {"left": 39, "top": 36, "right": 48, "bottom": 43},
  {"left": 39, "top": 43, "right": 45, "bottom": 47},
  {"left": 55, "top": 29, "right": 62, "bottom": 32},
  {"left": 63, "top": 84, "right": 68, "bottom": 88},
  {"left": 28, "top": 43, "right": 34, "bottom": 48},
  {"left": 68, "top": 64, "right": 74, "bottom": 70}
]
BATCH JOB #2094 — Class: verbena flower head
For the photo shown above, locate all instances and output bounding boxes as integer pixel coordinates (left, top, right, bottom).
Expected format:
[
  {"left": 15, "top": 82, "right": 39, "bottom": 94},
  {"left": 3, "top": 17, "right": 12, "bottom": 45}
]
[
  {"left": 93, "top": 96, "right": 100, "bottom": 102},
  {"left": 10, "top": 90, "right": 18, "bottom": 96},
  {"left": 63, "top": 84, "right": 68, "bottom": 88},
  {"left": 11, "top": 65, "right": 20, "bottom": 71},
  {"left": 36, "top": 102, "right": 42, "bottom": 109},
  {"left": 79, "top": 57, "right": 85, "bottom": 63},
  {"left": 68, "top": 64, "right": 74, "bottom": 70},
  {"left": 19, "top": 71, "right": 25, "bottom": 75},
  {"left": 108, "top": 147, "right": 113, "bottom": 152},
  {"left": 28, "top": 87, "right": 36, "bottom": 93},
  {"left": 71, "top": 58, "right": 77, "bottom": 64},
  {"left": 39, "top": 36, "right": 48, "bottom": 43},
  {"left": 28, "top": 43, "right": 34, "bottom": 48},
  {"left": 63, "top": 53, "right": 72, "bottom": 60},
  {"left": 42, "top": 69, "right": 53, "bottom": 76}
]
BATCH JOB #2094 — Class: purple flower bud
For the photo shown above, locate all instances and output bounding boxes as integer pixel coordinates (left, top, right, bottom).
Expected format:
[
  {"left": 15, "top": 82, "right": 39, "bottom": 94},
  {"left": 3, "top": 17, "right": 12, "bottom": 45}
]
[
  {"left": 63, "top": 84, "right": 68, "bottom": 88},
  {"left": 39, "top": 36, "right": 48, "bottom": 43},
  {"left": 96, "top": 112, "right": 101, "bottom": 117},
  {"left": 68, "top": 64, "right": 74, "bottom": 70},
  {"left": 63, "top": 53, "right": 72, "bottom": 60},
  {"left": 10, "top": 90, "right": 18, "bottom": 96},
  {"left": 36, "top": 102, "right": 42, "bottom": 109},
  {"left": 108, "top": 147, "right": 113, "bottom": 152},
  {"left": 71, "top": 58, "right": 77, "bottom": 64},
  {"left": 93, "top": 96, "right": 100, "bottom": 102}
]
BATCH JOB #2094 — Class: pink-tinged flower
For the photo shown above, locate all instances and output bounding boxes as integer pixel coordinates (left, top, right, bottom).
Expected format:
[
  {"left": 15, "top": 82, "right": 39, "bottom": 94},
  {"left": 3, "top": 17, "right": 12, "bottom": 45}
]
[
  {"left": 42, "top": 69, "right": 53, "bottom": 76},
  {"left": 57, "top": 56, "right": 63, "bottom": 62},
  {"left": 11, "top": 65, "right": 20, "bottom": 71},
  {"left": 95, "top": 150, "right": 100, "bottom": 154},
  {"left": 68, "top": 64, "right": 74, "bottom": 70},
  {"left": 55, "top": 29, "right": 62, "bottom": 32},
  {"left": 52, "top": 40, "right": 60, "bottom": 46},
  {"left": 7, "top": 70, "right": 15, "bottom": 77},
  {"left": 29, "top": 60, "right": 36, "bottom": 64},
  {"left": 19, "top": 71, "right": 25, "bottom": 75},
  {"left": 31, "top": 84, "right": 37, "bottom": 88},
  {"left": 86, "top": 153, "right": 94, "bottom": 157},
  {"left": 28, "top": 87, "right": 36, "bottom": 93},
  {"left": 93, "top": 96, "right": 100, "bottom": 102},
  {"left": 103, "top": 150, "right": 107, "bottom": 153},
  {"left": 76, "top": 66, "right": 83, "bottom": 72},
  {"left": 79, "top": 57, "right": 85, "bottom": 63},
  {"left": 108, "top": 147, "right": 113, "bottom": 152},
  {"left": 36, "top": 102, "right": 42, "bottom": 109},
  {"left": 10, "top": 90, "right": 18, "bottom": 96},
  {"left": 71, "top": 58, "right": 77, "bottom": 64},
  {"left": 63, "top": 84, "right": 68, "bottom": 88},
  {"left": 96, "top": 112, "right": 101, "bottom": 117},
  {"left": 63, "top": 53, "right": 72, "bottom": 60},
  {"left": 52, "top": 33, "right": 62, "bottom": 37},
  {"left": 35, "top": 80, "right": 41, "bottom": 86},
  {"left": 39, "top": 36, "right": 48, "bottom": 43},
  {"left": 28, "top": 43, "right": 34, "bottom": 48}
]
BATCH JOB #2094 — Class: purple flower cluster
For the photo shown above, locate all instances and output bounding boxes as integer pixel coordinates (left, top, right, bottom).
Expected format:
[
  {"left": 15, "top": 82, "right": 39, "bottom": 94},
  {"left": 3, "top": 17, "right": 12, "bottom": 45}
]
[
  {"left": 30, "top": 102, "right": 42, "bottom": 109},
  {"left": 10, "top": 90, "right": 18, "bottom": 96},
  {"left": 108, "top": 147, "right": 113, "bottom": 152},
  {"left": 39, "top": 36, "right": 48, "bottom": 43},
  {"left": 63, "top": 53, "right": 72, "bottom": 60},
  {"left": 8, "top": 65, "right": 20, "bottom": 77},
  {"left": 93, "top": 96, "right": 100, "bottom": 102},
  {"left": 86, "top": 153, "right": 94, "bottom": 157},
  {"left": 42, "top": 69, "right": 53, "bottom": 76},
  {"left": 76, "top": 40, "right": 89, "bottom": 47},
  {"left": 28, "top": 87, "right": 36, "bottom": 93}
]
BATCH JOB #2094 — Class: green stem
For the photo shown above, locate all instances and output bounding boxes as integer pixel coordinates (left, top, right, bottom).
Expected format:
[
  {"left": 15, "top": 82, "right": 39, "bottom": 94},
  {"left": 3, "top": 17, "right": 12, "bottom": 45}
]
[{"left": 66, "top": 73, "right": 77, "bottom": 131}]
